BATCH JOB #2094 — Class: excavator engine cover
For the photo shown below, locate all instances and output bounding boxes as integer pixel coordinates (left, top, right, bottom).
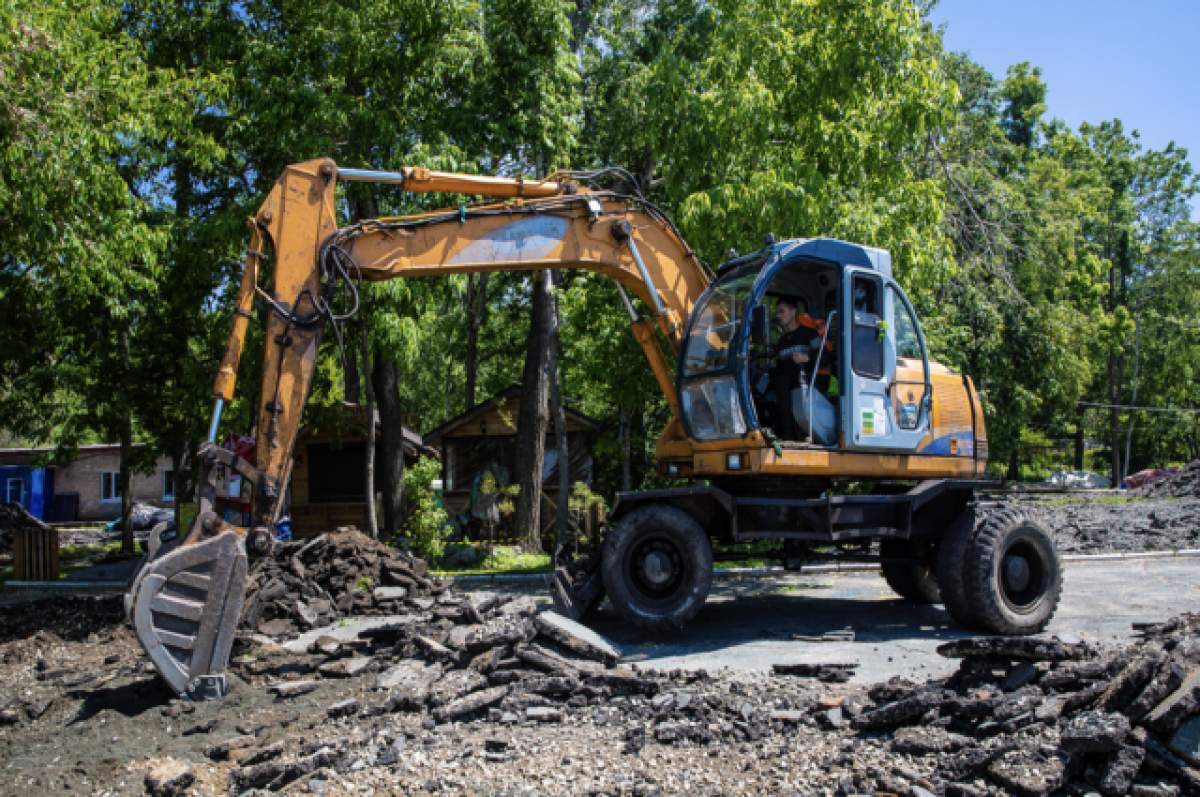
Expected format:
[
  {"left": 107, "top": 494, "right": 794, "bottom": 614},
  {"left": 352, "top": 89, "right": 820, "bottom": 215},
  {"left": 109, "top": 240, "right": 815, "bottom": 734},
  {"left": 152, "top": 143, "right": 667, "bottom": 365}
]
[{"left": 128, "top": 526, "right": 248, "bottom": 701}]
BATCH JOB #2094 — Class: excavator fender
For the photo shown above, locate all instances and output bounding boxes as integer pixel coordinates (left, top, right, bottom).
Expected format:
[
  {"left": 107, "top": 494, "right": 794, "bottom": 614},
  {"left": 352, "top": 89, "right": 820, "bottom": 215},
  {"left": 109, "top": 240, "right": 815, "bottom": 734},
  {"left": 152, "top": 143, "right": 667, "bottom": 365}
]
[{"left": 610, "top": 486, "right": 735, "bottom": 543}]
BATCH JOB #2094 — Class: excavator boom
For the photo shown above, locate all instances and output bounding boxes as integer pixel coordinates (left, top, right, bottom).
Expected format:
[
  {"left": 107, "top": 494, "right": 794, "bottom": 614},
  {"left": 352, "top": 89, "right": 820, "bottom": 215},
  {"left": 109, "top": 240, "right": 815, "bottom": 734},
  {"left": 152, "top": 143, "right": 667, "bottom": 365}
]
[{"left": 129, "top": 158, "right": 709, "bottom": 698}]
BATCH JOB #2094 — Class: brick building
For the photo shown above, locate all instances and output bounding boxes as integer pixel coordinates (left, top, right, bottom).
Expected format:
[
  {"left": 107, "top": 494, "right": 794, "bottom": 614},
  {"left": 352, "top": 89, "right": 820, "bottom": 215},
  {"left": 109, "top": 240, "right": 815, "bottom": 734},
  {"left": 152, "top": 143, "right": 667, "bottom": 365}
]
[{"left": 0, "top": 444, "right": 175, "bottom": 522}]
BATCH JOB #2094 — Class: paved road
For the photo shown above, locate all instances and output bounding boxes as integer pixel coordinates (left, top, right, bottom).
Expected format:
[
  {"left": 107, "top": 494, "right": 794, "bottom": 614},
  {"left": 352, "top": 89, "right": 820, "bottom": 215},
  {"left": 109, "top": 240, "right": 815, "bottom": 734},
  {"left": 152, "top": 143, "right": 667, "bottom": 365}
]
[
  {"left": 578, "top": 558, "right": 1200, "bottom": 684},
  {"left": 283, "top": 558, "right": 1200, "bottom": 685}
]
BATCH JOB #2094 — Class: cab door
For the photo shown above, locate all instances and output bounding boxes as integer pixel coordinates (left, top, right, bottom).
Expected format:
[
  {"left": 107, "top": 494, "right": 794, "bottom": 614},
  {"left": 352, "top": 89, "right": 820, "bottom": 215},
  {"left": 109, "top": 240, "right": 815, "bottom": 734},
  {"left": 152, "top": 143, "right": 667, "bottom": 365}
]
[{"left": 843, "top": 269, "right": 932, "bottom": 452}]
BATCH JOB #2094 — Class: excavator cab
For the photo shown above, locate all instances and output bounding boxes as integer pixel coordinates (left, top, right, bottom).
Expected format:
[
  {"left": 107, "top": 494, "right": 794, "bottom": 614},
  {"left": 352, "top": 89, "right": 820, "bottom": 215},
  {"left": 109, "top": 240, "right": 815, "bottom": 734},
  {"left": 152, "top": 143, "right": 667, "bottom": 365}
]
[{"left": 677, "top": 239, "right": 933, "bottom": 456}]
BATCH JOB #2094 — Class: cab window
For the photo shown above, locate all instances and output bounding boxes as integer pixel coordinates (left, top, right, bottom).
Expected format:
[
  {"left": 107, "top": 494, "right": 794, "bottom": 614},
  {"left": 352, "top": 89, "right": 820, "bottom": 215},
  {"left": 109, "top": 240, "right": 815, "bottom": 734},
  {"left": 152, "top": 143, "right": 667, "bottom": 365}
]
[
  {"left": 682, "top": 269, "right": 757, "bottom": 377},
  {"left": 851, "top": 275, "right": 884, "bottom": 379},
  {"left": 890, "top": 286, "right": 922, "bottom": 361}
]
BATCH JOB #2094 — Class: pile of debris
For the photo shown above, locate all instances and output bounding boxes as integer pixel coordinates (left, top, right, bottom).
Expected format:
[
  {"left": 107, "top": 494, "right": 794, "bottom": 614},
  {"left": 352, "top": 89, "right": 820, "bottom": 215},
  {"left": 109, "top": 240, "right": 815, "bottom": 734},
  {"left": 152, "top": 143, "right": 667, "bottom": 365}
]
[
  {"left": 1139, "top": 459, "right": 1200, "bottom": 499},
  {"left": 239, "top": 528, "right": 446, "bottom": 638},
  {"left": 218, "top": 613, "right": 1200, "bottom": 796},
  {"left": 1039, "top": 497, "right": 1200, "bottom": 554},
  {"left": 0, "top": 500, "right": 50, "bottom": 554}
]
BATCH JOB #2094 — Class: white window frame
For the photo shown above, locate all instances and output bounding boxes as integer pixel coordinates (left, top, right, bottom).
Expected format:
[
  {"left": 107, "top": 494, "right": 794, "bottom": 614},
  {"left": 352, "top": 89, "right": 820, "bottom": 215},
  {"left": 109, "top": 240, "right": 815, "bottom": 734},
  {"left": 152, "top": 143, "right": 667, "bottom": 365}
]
[
  {"left": 6, "top": 478, "right": 24, "bottom": 505},
  {"left": 162, "top": 469, "right": 176, "bottom": 501},
  {"left": 100, "top": 470, "right": 122, "bottom": 503}
]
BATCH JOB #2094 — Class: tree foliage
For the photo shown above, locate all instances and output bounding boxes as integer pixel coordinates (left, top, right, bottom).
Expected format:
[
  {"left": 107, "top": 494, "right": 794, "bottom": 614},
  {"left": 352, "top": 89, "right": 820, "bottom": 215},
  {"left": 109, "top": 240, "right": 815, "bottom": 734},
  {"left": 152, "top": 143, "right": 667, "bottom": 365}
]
[{"left": 2, "top": 0, "right": 1198, "bottom": 531}]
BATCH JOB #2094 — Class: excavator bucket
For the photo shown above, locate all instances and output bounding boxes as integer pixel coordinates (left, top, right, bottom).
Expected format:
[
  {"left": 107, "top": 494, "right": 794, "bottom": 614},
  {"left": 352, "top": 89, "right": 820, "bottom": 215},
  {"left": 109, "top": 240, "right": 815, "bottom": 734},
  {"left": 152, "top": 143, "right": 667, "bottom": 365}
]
[
  {"left": 544, "top": 551, "right": 606, "bottom": 622},
  {"left": 127, "top": 528, "right": 248, "bottom": 701}
]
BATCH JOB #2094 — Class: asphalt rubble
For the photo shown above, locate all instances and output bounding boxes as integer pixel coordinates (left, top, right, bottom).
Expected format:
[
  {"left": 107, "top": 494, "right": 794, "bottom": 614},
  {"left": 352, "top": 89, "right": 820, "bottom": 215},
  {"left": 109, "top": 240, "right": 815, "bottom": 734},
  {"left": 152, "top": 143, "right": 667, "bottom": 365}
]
[
  {"left": 1138, "top": 461, "right": 1200, "bottom": 500},
  {"left": 1015, "top": 494, "right": 1200, "bottom": 555},
  {"left": 238, "top": 528, "right": 444, "bottom": 638},
  {"left": 0, "top": 500, "right": 48, "bottom": 554},
  {"left": 5, "top": 530, "right": 1200, "bottom": 796}
]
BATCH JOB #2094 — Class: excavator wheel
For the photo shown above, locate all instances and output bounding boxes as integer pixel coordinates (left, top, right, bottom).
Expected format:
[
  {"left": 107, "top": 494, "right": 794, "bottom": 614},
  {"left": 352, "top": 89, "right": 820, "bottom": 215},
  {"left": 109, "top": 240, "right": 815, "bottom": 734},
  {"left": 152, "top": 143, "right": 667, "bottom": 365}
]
[
  {"left": 936, "top": 507, "right": 984, "bottom": 630},
  {"left": 601, "top": 504, "right": 712, "bottom": 631},
  {"left": 879, "top": 539, "right": 941, "bottom": 604},
  {"left": 964, "top": 508, "right": 1063, "bottom": 636},
  {"left": 128, "top": 527, "right": 248, "bottom": 700}
]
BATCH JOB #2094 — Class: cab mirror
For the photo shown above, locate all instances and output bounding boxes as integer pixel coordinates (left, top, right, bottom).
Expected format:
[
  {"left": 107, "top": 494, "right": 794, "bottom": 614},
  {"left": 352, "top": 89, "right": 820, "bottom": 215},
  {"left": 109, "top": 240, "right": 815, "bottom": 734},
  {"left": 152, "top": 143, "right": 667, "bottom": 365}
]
[{"left": 750, "top": 305, "right": 769, "bottom": 346}]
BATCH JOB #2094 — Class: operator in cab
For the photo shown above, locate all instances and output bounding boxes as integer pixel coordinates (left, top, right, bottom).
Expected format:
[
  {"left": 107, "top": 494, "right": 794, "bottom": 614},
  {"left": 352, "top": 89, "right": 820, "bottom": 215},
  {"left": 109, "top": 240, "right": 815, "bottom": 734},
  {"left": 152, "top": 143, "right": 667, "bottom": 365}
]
[
  {"left": 770, "top": 298, "right": 815, "bottom": 440},
  {"left": 770, "top": 298, "right": 837, "bottom": 444}
]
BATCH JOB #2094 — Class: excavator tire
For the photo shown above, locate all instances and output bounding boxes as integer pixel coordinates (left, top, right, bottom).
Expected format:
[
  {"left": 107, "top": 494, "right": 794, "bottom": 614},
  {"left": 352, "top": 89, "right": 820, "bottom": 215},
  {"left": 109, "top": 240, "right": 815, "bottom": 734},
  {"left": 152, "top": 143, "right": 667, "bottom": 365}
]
[
  {"left": 936, "top": 507, "right": 984, "bottom": 630},
  {"left": 964, "top": 508, "right": 1063, "bottom": 636},
  {"left": 879, "top": 539, "right": 941, "bottom": 604},
  {"left": 601, "top": 504, "right": 712, "bottom": 631}
]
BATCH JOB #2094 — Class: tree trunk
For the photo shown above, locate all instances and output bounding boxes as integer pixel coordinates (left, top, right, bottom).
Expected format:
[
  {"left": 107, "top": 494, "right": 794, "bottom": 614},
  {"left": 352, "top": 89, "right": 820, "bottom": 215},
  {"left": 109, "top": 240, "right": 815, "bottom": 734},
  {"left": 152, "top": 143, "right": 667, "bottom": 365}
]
[
  {"left": 1007, "top": 445, "right": 1019, "bottom": 482},
  {"left": 1074, "top": 405, "right": 1085, "bottom": 471},
  {"left": 362, "top": 327, "right": 378, "bottom": 539},
  {"left": 345, "top": 336, "right": 361, "bottom": 405},
  {"left": 118, "top": 327, "right": 134, "bottom": 554},
  {"left": 568, "top": 0, "right": 593, "bottom": 54},
  {"left": 1123, "top": 316, "right": 1141, "bottom": 482},
  {"left": 513, "top": 271, "right": 553, "bottom": 551},
  {"left": 171, "top": 445, "right": 194, "bottom": 533},
  {"left": 464, "top": 273, "right": 489, "bottom": 412},
  {"left": 547, "top": 272, "right": 570, "bottom": 544},
  {"left": 621, "top": 407, "right": 632, "bottom": 491},
  {"left": 373, "top": 352, "right": 406, "bottom": 535}
]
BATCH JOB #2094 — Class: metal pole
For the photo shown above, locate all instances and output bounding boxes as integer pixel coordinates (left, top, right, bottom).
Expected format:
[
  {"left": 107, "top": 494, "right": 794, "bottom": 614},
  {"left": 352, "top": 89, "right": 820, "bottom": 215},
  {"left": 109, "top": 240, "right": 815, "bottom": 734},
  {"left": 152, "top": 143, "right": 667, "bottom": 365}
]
[
  {"left": 207, "top": 399, "right": 224, "bottom": 443},
  {"left": 624, "top": 239, "right": 666, "bottom": 316},
  {"left": 807, "top": 311, "right": 835, "bottom": 445},
  {"left": 1123, "top": 316, "right": 1140, "bottom": 484}
]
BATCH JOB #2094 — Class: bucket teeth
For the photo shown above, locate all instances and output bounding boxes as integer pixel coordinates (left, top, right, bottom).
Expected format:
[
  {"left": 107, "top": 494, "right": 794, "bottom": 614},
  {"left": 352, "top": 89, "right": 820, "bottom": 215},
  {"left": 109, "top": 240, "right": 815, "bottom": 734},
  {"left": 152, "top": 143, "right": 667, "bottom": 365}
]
[{"left": 129, "top": 530, "right": 247, "bottom": 700}]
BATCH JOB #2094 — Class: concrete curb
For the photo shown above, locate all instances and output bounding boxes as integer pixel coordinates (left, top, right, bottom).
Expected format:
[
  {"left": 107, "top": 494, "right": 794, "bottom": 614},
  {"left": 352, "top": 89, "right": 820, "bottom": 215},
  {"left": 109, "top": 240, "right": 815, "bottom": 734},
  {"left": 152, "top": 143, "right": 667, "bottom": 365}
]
[{"left": 446, "top": 548, "right": 1200, "bottom": 585}]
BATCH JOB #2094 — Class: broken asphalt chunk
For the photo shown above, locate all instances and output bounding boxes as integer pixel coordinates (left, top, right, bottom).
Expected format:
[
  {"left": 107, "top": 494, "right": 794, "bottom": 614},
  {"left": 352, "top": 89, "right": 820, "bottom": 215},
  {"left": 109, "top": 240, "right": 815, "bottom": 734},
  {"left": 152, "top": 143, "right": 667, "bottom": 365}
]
[
  {"left": 772, "top": 662, "right": 859, "bottom": 677},
  {"left": 433, "top": 685, "right": 510, "bottom": 722},
  {"left": 144, "top": 761, "right": 195, "bottom": 797},
  {"left": 1061, "top": 711, "right": 1131, "bottom": 753},
  {"left": 269, "top": 680, "right": 321, "bottom": 699},
  {"left": 937, "top": 636, "right": 1091, "bottom": 662},
  {"left": 326, "top": 698, "right": 359, "bottom": 718},
  {"left": 532, "top": 611, "right": 622, "bottom": 665},
  {"left": 204, "top": 735, "right": 257, "bottom": 760},
  {"left": 318, "top": 656, "right": 374, "bottom": 678}
]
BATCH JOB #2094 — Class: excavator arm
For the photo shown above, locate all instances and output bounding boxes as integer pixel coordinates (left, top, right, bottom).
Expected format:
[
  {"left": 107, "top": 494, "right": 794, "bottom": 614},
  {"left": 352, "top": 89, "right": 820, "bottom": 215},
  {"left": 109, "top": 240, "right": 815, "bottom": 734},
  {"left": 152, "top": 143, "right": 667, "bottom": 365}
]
[{"left": 128, "top": 158, "right": 711, "bottom": 699}]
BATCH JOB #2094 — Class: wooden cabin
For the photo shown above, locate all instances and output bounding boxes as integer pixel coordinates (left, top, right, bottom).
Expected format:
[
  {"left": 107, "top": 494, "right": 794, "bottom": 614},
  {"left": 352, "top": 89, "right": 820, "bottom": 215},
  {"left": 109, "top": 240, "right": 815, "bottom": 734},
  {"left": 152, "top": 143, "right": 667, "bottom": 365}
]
[
  {"left": 288, "top": 404, "right": 438, "bottom": 538},
  {"left": 422, "top": 385, "right": 600, "bottom": 543}
]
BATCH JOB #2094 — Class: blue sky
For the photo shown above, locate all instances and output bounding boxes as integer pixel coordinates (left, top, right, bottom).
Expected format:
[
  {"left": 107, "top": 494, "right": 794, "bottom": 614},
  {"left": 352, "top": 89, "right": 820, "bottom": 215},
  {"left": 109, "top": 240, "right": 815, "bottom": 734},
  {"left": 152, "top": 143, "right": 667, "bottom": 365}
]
[{"left": 930, "top": 0, "right": 1199, "bottom": 216}]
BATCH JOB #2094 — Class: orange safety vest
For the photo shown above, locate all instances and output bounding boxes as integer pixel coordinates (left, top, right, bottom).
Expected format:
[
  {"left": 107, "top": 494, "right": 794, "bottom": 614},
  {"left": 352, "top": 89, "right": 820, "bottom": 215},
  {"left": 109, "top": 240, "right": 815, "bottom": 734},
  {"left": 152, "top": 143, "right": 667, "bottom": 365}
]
[{"left": 797, "top": 314, "right": 836, "bottom": 376}]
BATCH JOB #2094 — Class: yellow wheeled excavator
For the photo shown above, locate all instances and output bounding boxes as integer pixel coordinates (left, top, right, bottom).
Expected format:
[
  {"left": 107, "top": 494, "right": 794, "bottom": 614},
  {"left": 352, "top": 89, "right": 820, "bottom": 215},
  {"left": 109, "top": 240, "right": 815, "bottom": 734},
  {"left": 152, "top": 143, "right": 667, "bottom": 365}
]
[{"left": 127, "top": 159, "right": 1064, "bottom": 700}]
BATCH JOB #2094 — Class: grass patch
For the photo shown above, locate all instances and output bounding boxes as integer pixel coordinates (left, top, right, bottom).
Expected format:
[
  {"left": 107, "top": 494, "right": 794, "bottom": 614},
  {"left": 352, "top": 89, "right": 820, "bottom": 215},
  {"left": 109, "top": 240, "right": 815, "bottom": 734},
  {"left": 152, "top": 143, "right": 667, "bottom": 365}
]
[
  {"left": 0, "top": 542, "right": 133, "bottom": 589},
  {"left": 60, "top": 541, "right": 123, "bottom": 562},
  {"left": 713, "top": 539, "right": 782, "bottom": 569},
  {"left": 432, "top": 549, "right": 552, "bottom": 577},
  {"left": 715, "top": 558, "right": 779, "bottom": 569},
  {"left": 1036, "top": 496, "right": 1169, "bottom": 506}
]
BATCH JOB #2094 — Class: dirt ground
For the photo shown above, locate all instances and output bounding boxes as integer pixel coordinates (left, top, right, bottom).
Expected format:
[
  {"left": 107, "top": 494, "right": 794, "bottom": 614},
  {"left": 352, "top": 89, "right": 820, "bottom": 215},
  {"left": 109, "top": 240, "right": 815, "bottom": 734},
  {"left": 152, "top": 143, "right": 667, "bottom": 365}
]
[{"left": 1, "top": 497, "right": 1199, "bottom": 797}]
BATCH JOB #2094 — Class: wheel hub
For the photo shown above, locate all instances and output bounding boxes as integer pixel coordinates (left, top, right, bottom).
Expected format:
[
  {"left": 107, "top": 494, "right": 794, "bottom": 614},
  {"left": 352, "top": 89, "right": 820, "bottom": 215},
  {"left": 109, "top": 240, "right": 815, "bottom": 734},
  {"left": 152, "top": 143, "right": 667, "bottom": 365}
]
[
  {"left": 1003, "top": 555, "right": 1031, "bottom": 592},
  {"left": 628, "top": 536, "right": 687, "bottom": 604},
  {"left": 641, "top": 551, "right": 673, "bottom": 586}
]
